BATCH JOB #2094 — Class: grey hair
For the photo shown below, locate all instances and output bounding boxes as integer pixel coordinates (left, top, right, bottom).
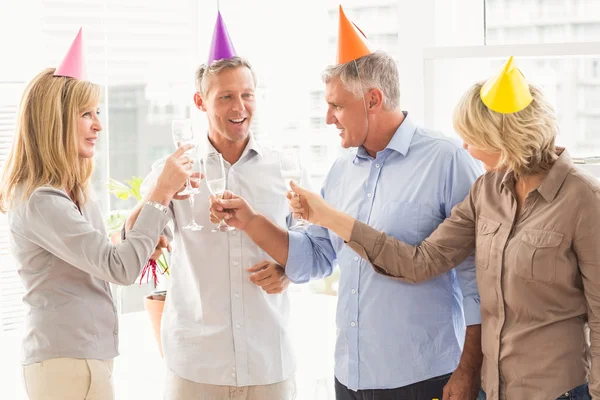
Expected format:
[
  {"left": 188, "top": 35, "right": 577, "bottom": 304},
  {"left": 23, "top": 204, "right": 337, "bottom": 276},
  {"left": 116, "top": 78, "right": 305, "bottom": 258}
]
[
  {"left": 194, "top": 56, "right": 257, "bottom": 97},
  {"left": 322, "top": 51, "right": 400, "bottom": 111}
]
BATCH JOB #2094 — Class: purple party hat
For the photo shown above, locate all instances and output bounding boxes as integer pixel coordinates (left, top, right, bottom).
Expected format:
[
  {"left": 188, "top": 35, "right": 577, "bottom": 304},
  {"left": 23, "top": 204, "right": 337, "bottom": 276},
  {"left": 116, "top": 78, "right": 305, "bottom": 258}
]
[{"left": 207, "top": 11, "right": 237, "bottom": 65}]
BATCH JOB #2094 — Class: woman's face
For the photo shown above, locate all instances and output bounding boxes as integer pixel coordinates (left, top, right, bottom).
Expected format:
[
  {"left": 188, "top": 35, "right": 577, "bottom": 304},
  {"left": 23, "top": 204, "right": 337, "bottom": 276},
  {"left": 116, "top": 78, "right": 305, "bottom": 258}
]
[
  {"left": 462, "top": 142, "right": 501, "bottom": 172},
  {"left": 77, "top": 103, "right": 102, "bottom": 158}
]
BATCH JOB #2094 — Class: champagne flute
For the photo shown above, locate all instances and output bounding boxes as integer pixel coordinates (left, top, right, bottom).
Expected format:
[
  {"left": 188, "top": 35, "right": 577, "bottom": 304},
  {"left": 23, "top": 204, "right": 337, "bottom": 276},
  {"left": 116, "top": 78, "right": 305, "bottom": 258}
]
[
  {"left": 172, "top": 119, "right": 199, "bottom": 196},
  {"left": 279, "top": 147, "right": 310, "bottom": 229},
  {"left": 172, "top": 119, "right": 202, "bottom": 231},
  {"left": 203, "top": 152, "right": 235, "bottom": 233}
]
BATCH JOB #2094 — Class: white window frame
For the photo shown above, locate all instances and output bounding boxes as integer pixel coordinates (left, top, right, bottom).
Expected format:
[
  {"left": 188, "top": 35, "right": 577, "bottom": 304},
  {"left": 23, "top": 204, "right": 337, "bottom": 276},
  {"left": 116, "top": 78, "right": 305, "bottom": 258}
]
[{"left": 423, "top": 41, "right": 600, "bottom": 176}]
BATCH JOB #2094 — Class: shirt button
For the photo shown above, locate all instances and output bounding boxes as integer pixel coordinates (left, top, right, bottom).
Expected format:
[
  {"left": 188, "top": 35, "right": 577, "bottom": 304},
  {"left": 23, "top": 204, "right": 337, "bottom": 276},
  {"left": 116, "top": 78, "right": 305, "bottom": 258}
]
[
  {"left": 351, "top": 289, "right": 356, "bottom": 294},
  {"left": 232, "top": 231, "right": 237, "bottom": 235},
  {"left": 233, "top": 262, "right": 239, "bottom": 266},
  {"left": 236, "top": 323, "right": 241, "bottom": 329},
  {"left": 350, "top": 321, "right": 356, "bottom": 327},
  {"left": 232, "top": 372, "right": 236, "bottom": 378},
  {"left": 235, "top": 293, "right": 240, "bottom": 298},
  {"left": 375, "top": 164, "right": 380, "bottom": 168},
  {"left": 367, "top": 193, "right": 372, "bottom": 198},
  {"left": 354, "top": 256, "right": 359, "bottom": 261}
]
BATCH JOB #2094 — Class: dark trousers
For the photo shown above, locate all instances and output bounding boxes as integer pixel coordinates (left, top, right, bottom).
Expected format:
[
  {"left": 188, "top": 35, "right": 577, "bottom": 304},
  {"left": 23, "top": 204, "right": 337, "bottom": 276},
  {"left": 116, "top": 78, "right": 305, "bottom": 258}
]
[{"left": 335, "top": 373, "right": 452, "bottom": 400}]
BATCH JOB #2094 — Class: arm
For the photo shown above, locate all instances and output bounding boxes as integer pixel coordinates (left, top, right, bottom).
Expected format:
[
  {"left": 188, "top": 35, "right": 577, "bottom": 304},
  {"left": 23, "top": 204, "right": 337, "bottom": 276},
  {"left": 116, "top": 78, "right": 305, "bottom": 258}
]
[
  {"left": 291, "top": 182, "right": 479, "bottom": 283},
  {"left": 211, "top": 190, "right": 337, "bottom": 284},
  {"left": 19, "top": 145, "right": 191, "bottom": 285},
  {"left": 573, "top": 189, "right": 600, "bottom": 398},
  {"left": 20, "top": 187, "right": 170, "bottom": 285}
]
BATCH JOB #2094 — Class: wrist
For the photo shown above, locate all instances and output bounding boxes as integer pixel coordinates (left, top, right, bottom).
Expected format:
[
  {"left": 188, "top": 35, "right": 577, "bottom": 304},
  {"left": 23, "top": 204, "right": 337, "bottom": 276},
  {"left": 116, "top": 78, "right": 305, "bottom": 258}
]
[
  {"left": 244, "top": 212, "right": 261, "bottom": 232},
  {"left": 148, "top": 186, "right": 172, "bottom": 206}
]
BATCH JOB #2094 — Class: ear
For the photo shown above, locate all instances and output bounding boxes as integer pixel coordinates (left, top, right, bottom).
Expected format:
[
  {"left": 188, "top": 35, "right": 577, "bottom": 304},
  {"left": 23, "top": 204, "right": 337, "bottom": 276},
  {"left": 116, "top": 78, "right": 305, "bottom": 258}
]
[
  {"left": 193, "top": 92, "right": 207, "bottom": 112},
  {"left": 366, "top": 88, "right": 384, "bottom": 114}
]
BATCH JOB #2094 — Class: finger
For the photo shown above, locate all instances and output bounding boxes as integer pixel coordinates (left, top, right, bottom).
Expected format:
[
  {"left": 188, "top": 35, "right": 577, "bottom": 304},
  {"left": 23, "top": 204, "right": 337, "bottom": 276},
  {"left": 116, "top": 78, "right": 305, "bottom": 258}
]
[
  {"left": 173, "top": 143, "right": 194, "bottom": 157},
  {"left": 220, "top": 190, "right": 234, "bottom": 200},
  {"left": 266, "top": 288, "right": 284, "bottom": 294},
  {"left": 173, "top": 194, "right": 190, "bottom": 200},
  {"left": 167, "top": 243, "right": 172, "bottom": 253},
  {"left": 209, "top": 213, "right": 220, "bottom": 224},
  {"left": 442, "top": 384, "right": 451, "bottom": 400},
  {"left": 249, "top": 269, "right": 273, "bottom": 284},
  {"left": 247, "top": 260, "right": 270, "bottom": 273},
  {"left": 150, "top": 249, "right": 162, "bottom": 260},
  {"left": 217, "top": 197, "right": 246, "bottom": 210},
  {"left": 211, "top": 209, "right": 230, "bottom": 220},
  {"left": 261, "top": 282, "right": 283, "bottom": 292},
  {"left": 289, "top": 180, "right": 307, "bottom": 195}
]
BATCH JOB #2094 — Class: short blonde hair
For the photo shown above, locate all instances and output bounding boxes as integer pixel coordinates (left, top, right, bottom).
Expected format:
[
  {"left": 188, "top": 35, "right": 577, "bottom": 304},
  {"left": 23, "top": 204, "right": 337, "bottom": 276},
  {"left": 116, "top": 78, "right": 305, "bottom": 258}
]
[
  {"left": 453, "top": 81, "right": 559, "bottom": 177},
  {"left": 0, "top": 68, "right": 100, "bottom": 212},
  {"left": 194, "top": 56, "right": 257, "bottom": 97}
]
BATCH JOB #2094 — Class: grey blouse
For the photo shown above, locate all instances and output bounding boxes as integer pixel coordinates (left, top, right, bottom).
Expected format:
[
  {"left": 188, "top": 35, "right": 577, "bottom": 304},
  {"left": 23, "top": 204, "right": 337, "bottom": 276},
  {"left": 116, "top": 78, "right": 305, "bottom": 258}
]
[{"left": 8, "top": 186, "right": 169, "bottom": 365}]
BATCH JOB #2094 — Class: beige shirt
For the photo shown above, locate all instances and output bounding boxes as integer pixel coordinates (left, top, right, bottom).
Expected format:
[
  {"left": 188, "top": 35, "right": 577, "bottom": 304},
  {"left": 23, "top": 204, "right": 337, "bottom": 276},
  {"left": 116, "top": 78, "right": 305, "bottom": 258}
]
[
  {"left": 347, "top": 150, "right": 600, "bottom": 400},
  {"left": 9, "top": 187, "right": 169, "bottom": 364}
]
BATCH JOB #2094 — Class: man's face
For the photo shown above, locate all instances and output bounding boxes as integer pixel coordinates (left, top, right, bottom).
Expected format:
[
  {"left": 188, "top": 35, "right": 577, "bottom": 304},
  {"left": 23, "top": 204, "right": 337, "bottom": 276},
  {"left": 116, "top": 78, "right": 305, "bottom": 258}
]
[
  {"left": 324, "top": 77, "right": 368, "bottom": 148},
  {"left": 197, "top": 66, "right": 256, "bottom": 143}
]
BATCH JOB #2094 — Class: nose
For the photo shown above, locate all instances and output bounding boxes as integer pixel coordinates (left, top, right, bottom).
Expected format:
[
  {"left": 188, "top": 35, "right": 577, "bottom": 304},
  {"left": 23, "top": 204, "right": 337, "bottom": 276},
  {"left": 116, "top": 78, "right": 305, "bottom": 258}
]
[
  {"left": 232, "top": 96, "right": 245, "bottom": 113},
  {"left": 93, "top": 113, "right": 102, "bottom": 132},
  {"left": 325, "top": 107, "right": 337, "bottom": 125}
]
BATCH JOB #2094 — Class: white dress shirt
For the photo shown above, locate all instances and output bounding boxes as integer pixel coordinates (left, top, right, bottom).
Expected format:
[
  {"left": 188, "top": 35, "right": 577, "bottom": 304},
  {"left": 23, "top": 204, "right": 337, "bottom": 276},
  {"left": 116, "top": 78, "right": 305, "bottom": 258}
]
[{"left": 140, "top": 133, "right": 301, "bottom": 386}]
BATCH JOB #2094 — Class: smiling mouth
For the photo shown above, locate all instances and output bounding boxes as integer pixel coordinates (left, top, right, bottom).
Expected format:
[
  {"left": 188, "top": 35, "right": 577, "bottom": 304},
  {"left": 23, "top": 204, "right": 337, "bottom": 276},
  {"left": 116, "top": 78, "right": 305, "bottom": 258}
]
[
  {"left": 86, "top": 138, "right": 97, "bottom": 145},
  {"left": 229, "top": 117, "right": 247, "bottom": 125}
]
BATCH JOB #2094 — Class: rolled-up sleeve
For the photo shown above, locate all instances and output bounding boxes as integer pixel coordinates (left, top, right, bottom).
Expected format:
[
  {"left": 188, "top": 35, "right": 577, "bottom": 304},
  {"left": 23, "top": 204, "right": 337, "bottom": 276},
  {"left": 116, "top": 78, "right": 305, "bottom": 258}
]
[{"left": 286, "top": 223, "right": 337, "bottom": 284}]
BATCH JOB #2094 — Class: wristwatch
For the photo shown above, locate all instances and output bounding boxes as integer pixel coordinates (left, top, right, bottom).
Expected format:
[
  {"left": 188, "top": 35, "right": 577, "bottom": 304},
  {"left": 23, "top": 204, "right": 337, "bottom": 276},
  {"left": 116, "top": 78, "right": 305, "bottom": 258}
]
[{"left": 146, "top": 200, "right": 169, "bottom": 215}]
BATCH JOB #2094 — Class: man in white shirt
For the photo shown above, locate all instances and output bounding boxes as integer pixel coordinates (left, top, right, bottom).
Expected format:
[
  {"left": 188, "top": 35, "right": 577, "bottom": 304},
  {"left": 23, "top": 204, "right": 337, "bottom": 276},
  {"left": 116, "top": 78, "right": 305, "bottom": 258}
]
[{"left": 127, "top": 56, "right": 297, "bottom": 400}]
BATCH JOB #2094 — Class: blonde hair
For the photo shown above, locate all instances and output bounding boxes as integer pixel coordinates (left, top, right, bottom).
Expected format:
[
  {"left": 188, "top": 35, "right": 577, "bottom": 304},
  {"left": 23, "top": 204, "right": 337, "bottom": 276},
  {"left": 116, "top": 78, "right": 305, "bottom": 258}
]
[
  {"left": 453, "top": 81, "right": 559, "bottom": 177},
  {"left": 0, "top": 68, "right": 100, "bottom": 213},
  {"left": 194, "top": 56, "right": 257, "bottom": 97}
]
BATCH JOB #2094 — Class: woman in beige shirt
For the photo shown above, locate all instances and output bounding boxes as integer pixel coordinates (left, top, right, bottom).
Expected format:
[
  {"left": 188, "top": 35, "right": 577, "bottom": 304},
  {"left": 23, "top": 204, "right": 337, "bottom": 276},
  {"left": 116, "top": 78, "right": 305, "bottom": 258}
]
[
  {"left": 0, "top": 68, "right": 193, "bottom": 400},
  {"left": 286, "top": 79, "right": 599, "bottom": 399}
]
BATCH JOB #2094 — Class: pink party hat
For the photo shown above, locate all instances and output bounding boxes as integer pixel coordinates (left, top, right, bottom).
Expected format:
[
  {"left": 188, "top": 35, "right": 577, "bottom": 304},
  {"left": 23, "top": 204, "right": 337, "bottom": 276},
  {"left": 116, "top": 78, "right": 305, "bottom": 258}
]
[
  {"left": 207, "top": 11, "right": 237, "bottom": 65},
  {"left": 54, "top": 27, "right": 88, "bottom": 80}
]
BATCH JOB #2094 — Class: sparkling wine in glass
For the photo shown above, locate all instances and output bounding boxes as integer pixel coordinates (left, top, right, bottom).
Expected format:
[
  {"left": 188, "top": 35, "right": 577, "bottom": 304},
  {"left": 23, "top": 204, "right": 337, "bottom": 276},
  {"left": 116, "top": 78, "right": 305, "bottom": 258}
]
[
  {"left": 203, "top": 152, "right": 235, "bottom": 233},
  {"left": 172, "top": 119, "right": 199, "bottom": 196},
  {"left": 279, "top": 148, "right": 310, "bottom": 229},
  {"left": 172, "top": 119, "right": 202, "bottom": 231}
]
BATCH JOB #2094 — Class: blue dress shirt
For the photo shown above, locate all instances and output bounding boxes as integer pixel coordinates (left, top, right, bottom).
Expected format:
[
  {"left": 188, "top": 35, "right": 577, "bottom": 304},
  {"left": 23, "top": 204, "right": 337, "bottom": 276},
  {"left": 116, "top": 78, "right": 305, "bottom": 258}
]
[{"left": 286, "top": 113, "right": 483, "bottom": 390}]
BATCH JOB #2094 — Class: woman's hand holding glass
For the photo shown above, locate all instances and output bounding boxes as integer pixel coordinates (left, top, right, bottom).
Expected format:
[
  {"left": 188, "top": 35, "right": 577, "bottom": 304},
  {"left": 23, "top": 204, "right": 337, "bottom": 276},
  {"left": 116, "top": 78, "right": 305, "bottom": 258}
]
[
  {"left": 150, "top": 144, "right": 195, "bottom": 205},
  {"left": 286, "top": 181, "right": 337, "bottom": 228}
]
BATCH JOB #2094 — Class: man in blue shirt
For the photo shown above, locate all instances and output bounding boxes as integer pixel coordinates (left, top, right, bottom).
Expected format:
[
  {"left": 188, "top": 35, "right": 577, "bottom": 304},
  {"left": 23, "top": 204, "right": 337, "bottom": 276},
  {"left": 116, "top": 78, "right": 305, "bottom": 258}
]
[{"left": 209, "top": 9, "right": 484, "bottom": 400}]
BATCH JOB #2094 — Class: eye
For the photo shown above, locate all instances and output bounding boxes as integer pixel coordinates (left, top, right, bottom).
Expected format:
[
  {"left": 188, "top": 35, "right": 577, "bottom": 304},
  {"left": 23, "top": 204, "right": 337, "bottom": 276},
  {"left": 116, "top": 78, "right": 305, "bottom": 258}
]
[
  {"left": 242, "top": 93, "right": 254, "bottom": 99},
  {"left": 82, "top": 111, "right": 91, "bottom": 117},
  {"left": 221, "top": 95, "right": 232, "bottom": 100}
]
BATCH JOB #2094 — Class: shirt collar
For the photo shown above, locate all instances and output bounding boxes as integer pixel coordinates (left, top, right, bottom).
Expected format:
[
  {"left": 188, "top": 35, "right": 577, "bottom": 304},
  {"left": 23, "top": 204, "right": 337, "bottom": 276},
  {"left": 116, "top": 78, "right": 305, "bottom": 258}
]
[
  {"left": 202, "top": 131, "right": 263, "bottom": 162},
  {"left": 355, "top": 111, "right": 416, "bottom": 162},
  {"left": 536, "top": 148, "right": 572, "bottom": 203},
  {"left": 501, "top": 147, "right": 573, "bottom": 203}
]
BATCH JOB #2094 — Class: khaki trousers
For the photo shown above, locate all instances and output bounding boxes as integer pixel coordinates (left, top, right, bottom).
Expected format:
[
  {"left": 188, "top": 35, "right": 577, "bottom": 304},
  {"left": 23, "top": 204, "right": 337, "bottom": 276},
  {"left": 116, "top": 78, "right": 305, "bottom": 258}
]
[
  {"left": 23, "top": 357, "right": 114, "bottom": 400},
  {"left": 164, "top": 369, "right": 296, "bottom": 400}
]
